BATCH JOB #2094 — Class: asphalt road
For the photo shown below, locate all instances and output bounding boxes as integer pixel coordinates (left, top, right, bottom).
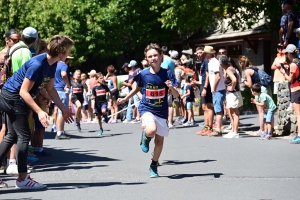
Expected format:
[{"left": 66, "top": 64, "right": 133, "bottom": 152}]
[{"left": 0, "top": 114, "right": 300, "bottom": 200}]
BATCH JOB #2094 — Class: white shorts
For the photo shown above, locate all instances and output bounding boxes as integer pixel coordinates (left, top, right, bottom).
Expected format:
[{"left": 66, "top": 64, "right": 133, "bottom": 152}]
[
  {"left": 226, "top": 91, "right": 243, "bottom": 109},
  {"left": 141, "top": 112, "right": 169, "bottom": 137}
]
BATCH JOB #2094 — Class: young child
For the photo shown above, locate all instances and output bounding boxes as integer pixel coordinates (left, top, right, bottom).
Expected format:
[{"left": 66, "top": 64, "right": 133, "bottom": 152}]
[
  {"left": 251, "top": 83, "right": 277, "bottom": 140},
  {"left": 91, "top": 73, "right": 110, "bottom": 135},
  {"left": 181, "top": 75, "right": 195, "bottom": 126},
  {"left": 118, "top": 43, "right": 178, "bottom": 178},
  {"left": 71, "top": 69, "right": 88, "bottom": 132}
]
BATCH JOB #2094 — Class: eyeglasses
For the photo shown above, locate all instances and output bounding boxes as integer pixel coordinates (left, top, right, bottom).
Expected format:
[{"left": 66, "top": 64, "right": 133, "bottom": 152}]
[
  {"left": 219, "top": 51, "right": 225, "bottom": 54},
  {"left": 9, "top": 37, "right": 19, "bottom": 43}
]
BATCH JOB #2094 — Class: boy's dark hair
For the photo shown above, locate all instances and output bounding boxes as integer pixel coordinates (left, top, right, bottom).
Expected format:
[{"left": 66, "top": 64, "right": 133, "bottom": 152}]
[
  {"left": 5, "top": 29, "right": 19, "bottom": 38},
  {"left": 144, "top": 43, "right": 162, "bottom": 56},
  {"left": 185, "top": 75, "right": 192, "bottom": 83},
  {"left": 195, "top": 46, "right": 204, "bottom": 51},
  {"left": 252, "top": 83, "right": 261, "bottom": 93},
  {"left": 161, "top": 46, "right": 168, "bottom": 55},
  {"left": 21, "top": 35, "right": 36, "bottom": 46}
]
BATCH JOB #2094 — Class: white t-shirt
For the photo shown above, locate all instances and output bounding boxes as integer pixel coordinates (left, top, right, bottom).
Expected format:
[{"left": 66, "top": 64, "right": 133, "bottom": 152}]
[{"left": 208, "top": 57, "right": 226, "bottom": 91}]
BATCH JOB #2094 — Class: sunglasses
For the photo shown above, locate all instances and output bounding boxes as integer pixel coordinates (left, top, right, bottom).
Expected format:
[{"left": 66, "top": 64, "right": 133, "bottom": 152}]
[
  {"left": 219, "top": 51, "right": 225, "bottom": 54},
  {"left": 9, "top": 37, "right": 19, "bottom": 43}
]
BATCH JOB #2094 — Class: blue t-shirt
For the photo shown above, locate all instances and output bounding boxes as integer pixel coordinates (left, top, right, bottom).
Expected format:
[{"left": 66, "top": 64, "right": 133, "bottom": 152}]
[
  {"left": 54, "top": 61, "right": 70, "bottom": 91},
  {"left": 199, "top": 59, "right": 208, "bottom": 86},
  {"left": 185, "top": 84, "right": 195, "bottom": 102},
  {"left": 3, "top": 53, "right": 57, "bottom": 98},
  {"left": 161, "top": 56, "right": 175, "bottom": 74},
  {"left": 135, "top": 68, "right": 177, "bottom": 119}
]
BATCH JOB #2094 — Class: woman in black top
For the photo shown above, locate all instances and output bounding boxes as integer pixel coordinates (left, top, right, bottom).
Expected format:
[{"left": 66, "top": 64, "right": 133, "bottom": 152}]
[{"left": 220, "top": 55, "right": 243, "bottom": 138}]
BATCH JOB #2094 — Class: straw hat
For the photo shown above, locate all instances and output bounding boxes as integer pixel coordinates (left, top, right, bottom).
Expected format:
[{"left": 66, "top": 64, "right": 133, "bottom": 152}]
[{"left": 203, "top": 46, "right": 216, "bottom": 54}]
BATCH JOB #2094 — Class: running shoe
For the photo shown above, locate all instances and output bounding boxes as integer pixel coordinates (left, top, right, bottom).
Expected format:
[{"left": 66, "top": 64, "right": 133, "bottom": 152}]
[
  {"left": 168, "top": 123, "right": 174, "bottom": 129},
  {"left": 179, "top": 118, "right": 188, "bottom": 125},
  {"left": 122, "top": 119, "right": 131, "bottom": 123},
  {"left": 55, "top": 133, "right": 70, "bottom": 140},
  {"left": 33, "top": 150, "right": 52, "bottom": 157},
  {"left": 196, "top": 126, "right": 208, "bottom": 135},
  {"left": 15, "top": 175, "right": 45, "bottom": 189},
  {"left": 98, "top": 128, "right": 103, "bottom": 136},
  {"left": 252, "top": 130, "right": 264, "bottom": 137},
  {"left": 76, "top": 123, "right": 81, "bottom": 132},
  {"left": 198, "top": 122, "right": 205, "bottom": 127},
  {"left": 0, "top": 178, "right": 8, "bottom": 188},
  {"left": 259, "top": 132, "right": 268, "bottom": 140},
  {"left": 223, "top": 132, "right": 239, "bottom": 139},
  {"left": 131, "top": 119, "right": 140, "bottom": 124},
  {"left": 175, "top": 116, "right": 184, "bottom": 122},
  {"left": 108, "top": 118, "right": 113, "bottom": 123},
  {"left": 111, "top": 119, "right": 118, "bottom": 123},
  {"left": 183, "top": 121, "right": 193, "bottom": 126},
  {"left": 149, "top": 165, "right": 159, "bottom": 178},
  {"left": 51, "top": 126, "right": 57, "bottom": 132},
  {"left": 290, "top": 135, "right": 300, "bottom": 144},
  {"left": 264, "top": 134, "right": 272, "bottom": 140},
  {"left": 140, "top": 129, "right": 151, "bottom": 153},
  {"left": 6, "top": 164, "right": 18, "bottom": 175}
]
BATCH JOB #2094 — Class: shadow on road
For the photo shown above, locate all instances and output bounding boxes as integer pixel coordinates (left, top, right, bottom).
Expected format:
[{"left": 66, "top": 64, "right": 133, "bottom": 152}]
[
  {"left": 43, "top": 132, "right": 133, "bottom": 140},
  {"left": 0, "top": 181, "right": 147, "bottom": 194},
  {"left": 165, "top": 173, "right": 223, "bottom": 179},
  {"left": 162, "top": 160, "right": 216, "bottom": 165}
]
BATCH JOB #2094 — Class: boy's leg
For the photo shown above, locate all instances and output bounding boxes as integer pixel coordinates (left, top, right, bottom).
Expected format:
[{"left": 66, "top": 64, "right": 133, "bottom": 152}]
[{"left": 152, "top": 134, "right": 164, "bottom": 162}]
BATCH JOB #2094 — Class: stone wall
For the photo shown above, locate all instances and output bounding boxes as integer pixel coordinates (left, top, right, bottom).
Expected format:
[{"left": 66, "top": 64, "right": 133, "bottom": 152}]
[{"left": 275, "top": 82, "right": 297, "bottom": 136}]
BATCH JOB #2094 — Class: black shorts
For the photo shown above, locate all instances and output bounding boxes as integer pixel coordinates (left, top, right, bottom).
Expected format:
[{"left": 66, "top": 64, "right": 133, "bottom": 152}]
[
  {"left": 49, "top": 102, "right": 55, "bottom": 109},
  {"left": 111, "top": 90, "right": 118, "bottom": 100},
  {"left": 71, "top": 95, "right": 84, "bottom": 104},
  {"left": 199, "top": 85, "right": 213, "bottom": 104},
  {"left": 291, "top": 90, "right": 300, "bottom": 104}
]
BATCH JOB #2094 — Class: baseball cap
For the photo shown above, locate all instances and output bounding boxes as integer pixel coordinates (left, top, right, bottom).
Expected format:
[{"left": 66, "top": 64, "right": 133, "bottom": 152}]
[
  {"left": 282, "top": 44, "right": 297, "bottom": 53},
  {"left": 169, "top": 50, "right": 179, "bottom": 58},
  {"left": 282, "top": 0, "right": 294, "bottom": 5},
  {"left": 22, "top": 27, "right": 38, "bottom": 38},
  {"left": 122, "top": 62, "right": 129, "bottom": 68},
  {"left": 88, "top": 69, "right": 97, "bottom": 76},
  {"left": 128, "top": 60, "right": 137, "bottom": 67}
]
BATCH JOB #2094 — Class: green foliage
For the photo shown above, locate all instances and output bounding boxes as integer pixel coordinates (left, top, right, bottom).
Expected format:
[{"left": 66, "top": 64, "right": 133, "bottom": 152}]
[{"left": 0, "top": 0, "right": 176, "bottom": 65}]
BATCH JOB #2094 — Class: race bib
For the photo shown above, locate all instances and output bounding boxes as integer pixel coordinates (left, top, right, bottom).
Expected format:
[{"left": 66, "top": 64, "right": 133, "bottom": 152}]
[
  {"left": 96, "top": 89, "right": 106, "bottom": 96},
  {"left": 73, "top": 88, "right": 82, "bottom": 93},
  {"left": 145, "top": 88, "right": 165, "bottom": 99}
]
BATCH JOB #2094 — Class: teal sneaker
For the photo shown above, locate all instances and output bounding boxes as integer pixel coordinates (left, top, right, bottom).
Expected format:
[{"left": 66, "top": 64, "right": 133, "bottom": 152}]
[
  {"left": 140, "top": 129, "right": 151, "bottom": 153},
  {"left": 98, "top": 128, "right": 103, "bottom": 136},
  {"left": 149, "top": 165, "right": 159, "bottom": 178},
  {"left": 290, "top": 135, "right": 300, "bottom": 144}
]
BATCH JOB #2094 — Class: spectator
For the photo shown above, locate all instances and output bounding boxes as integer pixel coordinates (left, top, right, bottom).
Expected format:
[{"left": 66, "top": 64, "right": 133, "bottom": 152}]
[
  {"left": 105, "top": 65, "right": 119, "bottom": 123},
  {"left": 271, "top": 44, "right": 286, "bottom": 96},
  {"left": 282, "top": 0, "right": 299, "bottom": 47}
]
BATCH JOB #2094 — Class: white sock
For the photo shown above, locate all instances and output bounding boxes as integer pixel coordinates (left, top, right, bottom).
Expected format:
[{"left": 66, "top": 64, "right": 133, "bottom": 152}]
[
  {"left": 57, "top": 131, "right": 63, "bottom": 136},
  {"left": 9, "top": 159, "right": 16, "bottom": 165}
]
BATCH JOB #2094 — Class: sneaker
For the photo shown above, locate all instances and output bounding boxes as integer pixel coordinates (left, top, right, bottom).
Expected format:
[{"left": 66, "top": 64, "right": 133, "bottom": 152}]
[
  {"left": 111, "top": 119, "right": 118, "bottom": 123},
  {"left": 76, "top": 124, "right": 81, "bottom": 132},
  {"left": 51, "top": 126, "right": 57, "bottom": 132},
  {"left": 290, "top": 135, "right": 300, "bottom": 144},
  {"left": 55, "top": 133, "right": 70, "bottom": 140},
  {"left": 108, "top": 118, "right": 113, "bottom": 123},
  {"left": 223, "top": 132, "right": 239, "bottom": 139},
  {"left": 140, "top": 129, "right": 151, "bottom": 153},
  {"left": 15, "top": 175, "right": 45, "bottom": 189},
  {"left": 201, "top": 128, "right": 213, "bottom": 136},
  {"left": 183, "top": 121, "right": 193, "bottom": 126},
  {"left": 252, "top": 130, "right": 263, "bottom": 137},
  {"left": 208, "top": 131, "right": 223, "bottom": 137},
  {"left": 175, "top": 116, "right": 184, "bottom": 122},
  {"left": 264, "top": 134, "right": 272, "bottom": 140},
  {"left": 131, "top": 119, "right": 140, "bottom": 124},
  {"left": 179, "top": 118, "right": 188, "bottom": 125},
  {"left": 149, "top": 165, "right": 159, "bottom": 178},
  {"left": 98, "top": 128, "right": 103, "bottom": 136},
  {"left": 123, "top": 119, "right": 131, "bottom": 123},
  {"left": 0, "top": 178, "right": 8, "bottom": 188},
  {"left": 33, "top": 150, "right": 52, "bottom": 157},
  {"left": 223, "top": 123, "right": 232, "bottom": 133},
  {"left": 259, "top": 132, "right": 267, "bottom": 140},
  {"left": 196, "top": 126, "right": 208, "bottom": 135},
  {"left": 198, "top": 122, "right": 205, "bottom": 127},
  {"left": 86, "top": 119, "right": 92, "bottom": 123},
  {"left": 6, "top": 164, "right": 18, "bottom": 175},
  {"left": 168, "top": 123, "right": 174, "bottom": 129}
]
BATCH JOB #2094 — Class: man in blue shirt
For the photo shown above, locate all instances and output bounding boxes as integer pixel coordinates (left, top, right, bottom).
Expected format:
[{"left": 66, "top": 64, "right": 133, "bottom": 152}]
[
  {"left": 54, "top": 56, "right": 72, "bottom": 139},
  {"left": 161, "top": 46, "right": 175, "bottom": 74}
]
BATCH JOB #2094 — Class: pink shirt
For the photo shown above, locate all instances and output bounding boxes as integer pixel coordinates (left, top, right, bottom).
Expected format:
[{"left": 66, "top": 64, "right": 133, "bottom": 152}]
[
  {"left": 272, "top": 53, "right": 286, "bottom": 82},
  {"left": 290, "top": 63, "right": 300, "bottom": 92}
]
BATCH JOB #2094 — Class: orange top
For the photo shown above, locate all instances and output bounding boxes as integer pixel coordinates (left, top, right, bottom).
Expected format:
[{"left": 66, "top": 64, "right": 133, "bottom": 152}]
[
  {"left": 290, "top": 63, "right": 300, "bottom": 92},
  {"left": 272, "top": 53, "right": 286, "bottom": 82}
]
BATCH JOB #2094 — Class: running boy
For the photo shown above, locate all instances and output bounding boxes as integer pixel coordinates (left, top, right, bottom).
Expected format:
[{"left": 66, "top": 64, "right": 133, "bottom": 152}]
[
  {"left": 251, "top": 83, "right": 277, "bottom": 140},
  {"left": 91, "top": 73, "right": 111, "bottom": 135},
  {"left": 117, "top": 43, "right": 179, "bottom": 178},
  {"left": 181, "top": 75, "right": 195, "bottom": 126},
  {"left": 71, "top": 69, "right": 88, "bottom": 132}
]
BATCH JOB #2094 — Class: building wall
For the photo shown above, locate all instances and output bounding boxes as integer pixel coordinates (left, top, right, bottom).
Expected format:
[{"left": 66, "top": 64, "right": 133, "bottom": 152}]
[{"left": 243, "top": 40, "right": 265, "bottom": 70}]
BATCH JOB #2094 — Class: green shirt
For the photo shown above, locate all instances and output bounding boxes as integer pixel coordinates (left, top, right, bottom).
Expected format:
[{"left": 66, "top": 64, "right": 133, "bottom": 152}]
[
  {"left": 256, "top": 93, "right": 276, "bottom": 111},
  {"left": 9, "top": 41, "right": 31, "bottom": 73}
]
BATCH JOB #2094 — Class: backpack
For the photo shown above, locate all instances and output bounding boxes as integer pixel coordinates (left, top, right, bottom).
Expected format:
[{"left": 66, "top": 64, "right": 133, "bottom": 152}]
[
  {"left": 292, "top": 58, "right": 300, "bottom": 83},
  {"left": 251, "top": 66, "right": 272, "bottom": 87},
  {"left": 0, "top": 46, "right": 28, "bottom": 88}
]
